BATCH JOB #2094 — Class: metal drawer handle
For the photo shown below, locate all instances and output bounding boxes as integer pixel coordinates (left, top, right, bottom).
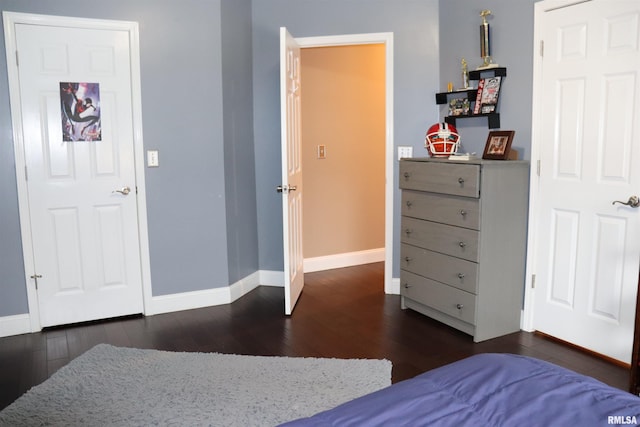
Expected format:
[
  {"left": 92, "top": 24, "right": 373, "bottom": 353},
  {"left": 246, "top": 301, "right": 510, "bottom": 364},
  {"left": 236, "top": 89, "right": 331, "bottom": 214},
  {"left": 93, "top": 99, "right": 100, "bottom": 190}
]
[
  {"left": 406, "top": 200, "right": 413, "bottom": 208},
  {"left": 459, "top": 241, "right": 466, "bottom": 248},
  {"left": 404, "top": 283, "right": 412, "bottom": 289},
  {"left": 404, "top": 256, "right": 412, "bottom": 263},
  {"left": 458, "top": 177, "right": 465, "bottom": 184},
  {"left": 403, "top": 172, "right": 411, "bottom": 179},
  {"left": 459, "top": 210, "right": 467, "bottom": 217},
  {"left": 457, "top": 273, "right": 465, "bottom": 279},
  {"left": 456, "top": 304, "right": 464, "bottom": 310},
  {"left": 405, "top": 229, "right": 412, "bottom": 236}
]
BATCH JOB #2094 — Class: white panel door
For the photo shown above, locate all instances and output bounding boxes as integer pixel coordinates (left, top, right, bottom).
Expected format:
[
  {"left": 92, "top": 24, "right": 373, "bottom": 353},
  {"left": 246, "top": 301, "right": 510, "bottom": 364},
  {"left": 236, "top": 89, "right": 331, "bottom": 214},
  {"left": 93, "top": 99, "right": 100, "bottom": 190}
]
[
  {"left": 14, "top": 22, "right": 144, "bottom": 326},
  {"left": 533, "top": 0, "right": 640, "bottom": 363},
  {"left": 279, "top": 27, "right": 304, "bottom": 315}
]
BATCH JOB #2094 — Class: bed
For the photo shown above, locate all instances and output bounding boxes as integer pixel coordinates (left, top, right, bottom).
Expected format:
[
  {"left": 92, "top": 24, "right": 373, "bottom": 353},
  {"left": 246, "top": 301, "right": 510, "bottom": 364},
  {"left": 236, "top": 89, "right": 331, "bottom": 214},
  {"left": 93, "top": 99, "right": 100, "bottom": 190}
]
[{"left": 281, "top": 353, "right": 640, "bottom": 426}]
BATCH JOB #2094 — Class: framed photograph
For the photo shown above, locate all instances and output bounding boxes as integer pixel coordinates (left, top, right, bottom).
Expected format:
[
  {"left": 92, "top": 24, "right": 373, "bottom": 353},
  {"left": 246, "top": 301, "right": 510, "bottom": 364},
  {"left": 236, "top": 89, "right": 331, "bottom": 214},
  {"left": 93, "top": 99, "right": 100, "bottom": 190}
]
[{"left": 482, "top": 130, "right": 515, "bottom": 160}]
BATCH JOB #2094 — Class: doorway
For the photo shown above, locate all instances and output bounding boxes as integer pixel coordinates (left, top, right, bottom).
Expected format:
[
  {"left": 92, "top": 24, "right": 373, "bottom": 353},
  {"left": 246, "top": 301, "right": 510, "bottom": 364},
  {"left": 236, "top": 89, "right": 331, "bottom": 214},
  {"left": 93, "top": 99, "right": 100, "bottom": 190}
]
[
  {"left": 300, "top": 44, "right": 386, "bottom": 274},
  {"left": 295, "top": 33, "right": 395, "bottom": 294}
]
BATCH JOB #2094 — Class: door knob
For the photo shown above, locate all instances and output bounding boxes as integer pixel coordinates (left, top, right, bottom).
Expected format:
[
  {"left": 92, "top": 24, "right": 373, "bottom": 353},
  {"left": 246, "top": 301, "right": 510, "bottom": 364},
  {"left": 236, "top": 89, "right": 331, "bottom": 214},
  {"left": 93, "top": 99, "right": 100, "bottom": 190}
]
[
  {"left": 113, "top": 186, "right": 131, "bottom": 195},
  {"left": 612, "top": 195, "right": 640, "bottom": 208}
]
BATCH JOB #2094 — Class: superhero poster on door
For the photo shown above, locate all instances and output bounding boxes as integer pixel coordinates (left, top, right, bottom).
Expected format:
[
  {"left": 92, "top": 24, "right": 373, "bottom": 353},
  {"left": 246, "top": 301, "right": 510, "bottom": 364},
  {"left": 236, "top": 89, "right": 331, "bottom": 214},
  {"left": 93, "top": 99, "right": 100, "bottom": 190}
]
[{"left": 60, "top": 82, "right": 101, "bottom": 142}]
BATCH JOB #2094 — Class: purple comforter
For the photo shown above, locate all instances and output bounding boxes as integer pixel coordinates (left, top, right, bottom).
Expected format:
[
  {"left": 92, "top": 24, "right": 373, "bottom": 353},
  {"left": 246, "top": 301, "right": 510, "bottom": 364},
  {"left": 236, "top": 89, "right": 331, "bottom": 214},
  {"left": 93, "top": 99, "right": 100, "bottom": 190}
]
[{"left": 281, "top": 353, "right": 640, "bottom": 426}]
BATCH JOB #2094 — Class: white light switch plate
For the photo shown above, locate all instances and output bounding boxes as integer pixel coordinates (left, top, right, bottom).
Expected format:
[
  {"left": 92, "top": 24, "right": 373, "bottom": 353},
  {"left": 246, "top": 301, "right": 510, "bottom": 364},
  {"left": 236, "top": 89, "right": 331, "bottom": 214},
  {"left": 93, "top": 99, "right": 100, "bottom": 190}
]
[
  {"left": 147, "top": 150, "right": 159, "bottom": 167},
  {"left": 398, "top": 146, "right": 413, "bottom": 159}
]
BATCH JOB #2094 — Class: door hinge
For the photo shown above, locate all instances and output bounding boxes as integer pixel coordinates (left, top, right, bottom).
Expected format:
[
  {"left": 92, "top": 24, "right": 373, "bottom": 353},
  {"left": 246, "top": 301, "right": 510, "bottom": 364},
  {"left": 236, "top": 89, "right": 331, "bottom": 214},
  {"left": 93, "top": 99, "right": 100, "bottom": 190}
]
[
  {"left": 531, "top": 274, "right": 536, "bottom": 289},
  {"left": 30, "top": 274, "right": 42, "bottom": 289},
  {"left": 539, "top": 40, "right": 544, "bottom": 57}
]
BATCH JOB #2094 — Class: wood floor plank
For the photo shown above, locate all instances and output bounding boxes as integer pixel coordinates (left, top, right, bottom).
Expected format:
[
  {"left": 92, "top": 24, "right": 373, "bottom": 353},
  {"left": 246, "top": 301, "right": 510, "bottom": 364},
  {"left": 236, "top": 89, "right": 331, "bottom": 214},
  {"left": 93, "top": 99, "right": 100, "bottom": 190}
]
[{"left": 0, "top": 262, "right": 630, "bottom": 411}]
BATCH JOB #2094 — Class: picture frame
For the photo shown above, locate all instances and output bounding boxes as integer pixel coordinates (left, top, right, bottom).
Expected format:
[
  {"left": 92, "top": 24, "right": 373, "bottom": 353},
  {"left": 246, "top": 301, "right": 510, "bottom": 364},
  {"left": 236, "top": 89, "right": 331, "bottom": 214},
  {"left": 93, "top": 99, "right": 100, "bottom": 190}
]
[{"left": 482, "top": 130, "right": 515, "bottom": 160}]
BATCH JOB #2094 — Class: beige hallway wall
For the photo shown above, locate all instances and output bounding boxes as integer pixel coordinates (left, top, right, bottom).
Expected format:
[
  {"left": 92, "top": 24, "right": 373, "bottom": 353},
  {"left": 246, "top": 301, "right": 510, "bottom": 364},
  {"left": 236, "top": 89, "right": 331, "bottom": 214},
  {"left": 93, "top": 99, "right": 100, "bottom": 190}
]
[{"left": 300, "top": 44, "right": 385, "bottom": 259}]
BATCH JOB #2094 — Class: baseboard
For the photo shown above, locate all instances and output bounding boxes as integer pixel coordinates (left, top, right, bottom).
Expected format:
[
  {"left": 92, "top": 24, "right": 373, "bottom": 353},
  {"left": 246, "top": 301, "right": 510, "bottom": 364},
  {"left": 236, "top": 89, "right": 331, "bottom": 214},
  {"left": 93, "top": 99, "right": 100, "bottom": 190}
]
[
  {"left": 146, "top": 271, "right": 262, "bottom": 316},
  {"left": 304, "top": 248, "right": 385, "bottom": 273},
  {"left": 0, "top": 313, "right": 31, "bottom": 338},
  {"left": 259, "top": 270, "right": 284, "bottom": 287}
]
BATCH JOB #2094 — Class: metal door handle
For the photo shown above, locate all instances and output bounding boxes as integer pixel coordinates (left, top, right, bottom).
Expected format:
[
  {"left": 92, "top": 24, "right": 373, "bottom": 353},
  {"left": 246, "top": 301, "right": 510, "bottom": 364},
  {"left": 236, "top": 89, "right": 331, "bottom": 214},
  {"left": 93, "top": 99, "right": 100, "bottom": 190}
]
[
  {"left": 113, "top": 186, "right": 131, "bottom": 195},
  {"left": 612, "top": 195, "right": 640, "bottom": 208},
  {"left": 276, "top": 185, "right": 298, "bottom": 193}
]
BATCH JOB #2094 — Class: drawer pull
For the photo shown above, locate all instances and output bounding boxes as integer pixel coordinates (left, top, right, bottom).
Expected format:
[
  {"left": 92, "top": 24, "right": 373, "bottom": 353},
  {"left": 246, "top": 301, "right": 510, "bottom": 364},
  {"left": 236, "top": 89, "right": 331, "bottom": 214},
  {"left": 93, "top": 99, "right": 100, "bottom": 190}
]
[
  {"left": 459, "top": 241, "right": 466, "bottom": 248},
  {"left": 405, "top": 229, "right": 412, "bottom": 236},
  {"left": 403, "top": 172, "right": 411, "bottom": 180},
  {"left": 404, "top": 256, "right": 412, "bottom": 263},
  {"left": 456, "top": 304, "right": 464, "bottom": 310},
  {"left": 458, "top": 177, "right": 465, "bottom": 184},
  {"left": 459, "top": 210, "right": 467, "bottom": 217},
  {"left": 457, "top": 273, "right": 465, "bottom": 279},
  {"left": 406, "top": 200, "right": 413, "bottom": 208},
  {"left": 404, "top": 283, "right": 412, "bottom": 289}
]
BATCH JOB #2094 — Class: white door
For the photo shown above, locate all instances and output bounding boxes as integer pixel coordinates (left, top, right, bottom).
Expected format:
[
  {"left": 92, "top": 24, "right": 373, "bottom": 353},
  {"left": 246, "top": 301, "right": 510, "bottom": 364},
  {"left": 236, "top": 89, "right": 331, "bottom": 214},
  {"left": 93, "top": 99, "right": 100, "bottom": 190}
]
[
  {"left": 531, "top": 0, "right": 640, "bottom": 363},
  {"left": 279, "top": 27, "right": 304, "bottom": 315},
  {"left": 11, "top": 19, "right": 144, "bottom": 327}
]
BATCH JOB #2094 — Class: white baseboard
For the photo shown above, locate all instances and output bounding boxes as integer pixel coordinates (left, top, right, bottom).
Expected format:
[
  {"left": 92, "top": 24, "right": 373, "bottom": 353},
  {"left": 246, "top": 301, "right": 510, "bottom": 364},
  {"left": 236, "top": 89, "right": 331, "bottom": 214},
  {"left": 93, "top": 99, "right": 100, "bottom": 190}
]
[
  {"left": 304, "top": 248, "right": 385, "bottom": 273},
  {"left": 0, "top": 313, "right": 31, "bottom": 338},
  {"left": 259, "top": 270, "right": 284, "bottom": 287},
  {"left": 145, "top": 270, "right": 262, "bottom": 316}
]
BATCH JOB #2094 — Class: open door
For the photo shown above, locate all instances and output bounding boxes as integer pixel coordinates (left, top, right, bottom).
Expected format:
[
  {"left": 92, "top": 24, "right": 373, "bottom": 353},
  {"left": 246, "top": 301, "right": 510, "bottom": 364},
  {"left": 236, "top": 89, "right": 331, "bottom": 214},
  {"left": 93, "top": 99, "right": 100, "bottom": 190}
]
[{"left": 278, "top": 27, "right": 304, "bottom": 315}]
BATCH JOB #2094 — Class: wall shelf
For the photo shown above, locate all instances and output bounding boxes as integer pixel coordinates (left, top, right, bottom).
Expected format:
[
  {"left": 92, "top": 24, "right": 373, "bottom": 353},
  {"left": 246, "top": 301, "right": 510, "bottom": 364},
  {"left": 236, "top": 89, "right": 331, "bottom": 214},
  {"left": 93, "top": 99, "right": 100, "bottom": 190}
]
[{"left": 436, "top": 67, "right": 506, "bottom": 129}]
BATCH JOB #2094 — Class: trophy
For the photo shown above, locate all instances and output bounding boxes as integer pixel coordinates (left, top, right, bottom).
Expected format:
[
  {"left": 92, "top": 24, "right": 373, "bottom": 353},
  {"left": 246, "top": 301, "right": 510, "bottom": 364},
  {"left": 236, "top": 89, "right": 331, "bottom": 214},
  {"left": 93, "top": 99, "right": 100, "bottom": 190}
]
[
  {"left": 461, "top": 58, "right": 470, "bottom": 89},
  {"left": 477, "top": 10, "right": 499, "bottom": 69}
]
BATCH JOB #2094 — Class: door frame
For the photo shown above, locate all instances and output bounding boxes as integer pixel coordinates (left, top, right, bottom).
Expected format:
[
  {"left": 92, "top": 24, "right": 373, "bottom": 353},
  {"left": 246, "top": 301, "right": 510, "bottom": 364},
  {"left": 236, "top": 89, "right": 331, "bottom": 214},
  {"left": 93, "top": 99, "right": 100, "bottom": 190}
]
[
  {"left": 295, "top": 32, "right": 395, "bottom": 294},
  {"left": 2, "top": 11, "right": 152, "bottom": 331}
]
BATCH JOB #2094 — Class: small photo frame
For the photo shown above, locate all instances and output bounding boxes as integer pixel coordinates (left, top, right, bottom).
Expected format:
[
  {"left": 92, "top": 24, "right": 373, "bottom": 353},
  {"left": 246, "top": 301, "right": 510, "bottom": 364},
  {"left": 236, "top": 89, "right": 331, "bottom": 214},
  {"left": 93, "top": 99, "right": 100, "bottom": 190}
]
[{"left": 482, "top": 130, "right": 515, "bottom": 160}]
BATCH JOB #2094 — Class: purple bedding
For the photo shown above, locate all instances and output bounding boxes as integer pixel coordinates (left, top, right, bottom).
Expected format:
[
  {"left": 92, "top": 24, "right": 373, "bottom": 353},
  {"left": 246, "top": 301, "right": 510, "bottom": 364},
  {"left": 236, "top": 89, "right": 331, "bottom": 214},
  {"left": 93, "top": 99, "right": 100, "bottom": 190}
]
[{"left": 281, "top": 353, "right": 640, "bottom": 426}]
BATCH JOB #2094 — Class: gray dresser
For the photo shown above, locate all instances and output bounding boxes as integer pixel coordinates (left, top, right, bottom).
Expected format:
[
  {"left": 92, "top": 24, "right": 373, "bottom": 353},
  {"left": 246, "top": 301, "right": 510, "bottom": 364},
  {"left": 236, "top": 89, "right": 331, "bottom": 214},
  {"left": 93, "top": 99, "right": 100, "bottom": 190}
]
[{"left": 399, "top": 158, "right": 529, "bottom": 342}]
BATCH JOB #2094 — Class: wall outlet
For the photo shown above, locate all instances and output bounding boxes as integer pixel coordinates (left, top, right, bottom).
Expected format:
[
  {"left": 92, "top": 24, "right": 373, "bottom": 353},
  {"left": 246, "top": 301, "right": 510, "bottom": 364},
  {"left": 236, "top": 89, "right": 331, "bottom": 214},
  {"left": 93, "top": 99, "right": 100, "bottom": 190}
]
[{"left": 398, "top": 146, "right": 413, "bottom": 159}]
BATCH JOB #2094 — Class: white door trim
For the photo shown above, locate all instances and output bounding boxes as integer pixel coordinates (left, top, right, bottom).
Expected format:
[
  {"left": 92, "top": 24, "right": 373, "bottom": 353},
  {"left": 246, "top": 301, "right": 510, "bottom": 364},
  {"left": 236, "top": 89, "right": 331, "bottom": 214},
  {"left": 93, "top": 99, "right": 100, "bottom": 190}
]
[
  {"left": 2, "top": 11, "right": 152, "bottom": 331},
  {"left": 295, "top": 32, "right": 396, "bottom": 294}
]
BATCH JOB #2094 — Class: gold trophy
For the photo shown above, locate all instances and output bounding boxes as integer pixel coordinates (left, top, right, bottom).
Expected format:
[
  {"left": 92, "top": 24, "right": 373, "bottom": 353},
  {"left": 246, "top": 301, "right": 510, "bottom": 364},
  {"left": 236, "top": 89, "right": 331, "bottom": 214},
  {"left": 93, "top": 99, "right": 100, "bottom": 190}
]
[{"left": 477, "top": 10, "right": 498, "bottom": 69}]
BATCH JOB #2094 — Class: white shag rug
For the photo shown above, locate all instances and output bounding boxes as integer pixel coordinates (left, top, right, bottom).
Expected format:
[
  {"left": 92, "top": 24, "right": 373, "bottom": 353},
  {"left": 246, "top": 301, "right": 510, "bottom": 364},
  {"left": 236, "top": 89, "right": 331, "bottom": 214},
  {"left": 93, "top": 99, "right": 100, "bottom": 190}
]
[{"left": 0, "top": 344, "right": 391, "bottom": 426}]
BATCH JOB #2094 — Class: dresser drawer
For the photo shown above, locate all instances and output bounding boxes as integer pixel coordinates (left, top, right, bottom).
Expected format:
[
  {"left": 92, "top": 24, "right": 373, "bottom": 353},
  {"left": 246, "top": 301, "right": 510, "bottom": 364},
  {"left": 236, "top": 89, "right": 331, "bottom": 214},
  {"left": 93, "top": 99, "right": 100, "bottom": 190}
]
[
  {"left": 400, "top": 270, "right": 476, "bottom": 325},
  {"left": 401, "top": 244, "right": 478, "bottom": 294},
  {"left": 401, "top": 217, "right": 479, "bottom": 262},
  {"left": 399, "top": 161, "right": 480, "bottom": 198},
  {"left": 402, "top": 190, "right": 480, "bottom": 230}
]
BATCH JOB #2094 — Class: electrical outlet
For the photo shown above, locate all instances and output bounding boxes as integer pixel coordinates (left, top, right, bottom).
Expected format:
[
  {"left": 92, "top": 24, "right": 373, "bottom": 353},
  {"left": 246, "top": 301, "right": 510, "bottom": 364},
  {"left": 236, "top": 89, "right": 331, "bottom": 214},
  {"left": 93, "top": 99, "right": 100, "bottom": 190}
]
[{"left": 398, "top": 146, "right": 413, "bottom": 159}]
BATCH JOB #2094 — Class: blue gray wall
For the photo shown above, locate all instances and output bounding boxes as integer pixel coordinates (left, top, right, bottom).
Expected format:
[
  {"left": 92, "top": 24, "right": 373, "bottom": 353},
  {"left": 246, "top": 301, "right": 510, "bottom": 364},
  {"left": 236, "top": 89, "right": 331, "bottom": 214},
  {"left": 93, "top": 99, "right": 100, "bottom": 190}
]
[
  {"left": 222, "top": 0, "right": 259, "bottom": 283},
  {"left": 0, "top": 0, "right": 258, "bottom": 317},
  {"left": 0, "top": 0, "right": 539, "bottom": 319},
  {"left": 439, "top": 1, "right": 538, "bottom": 159}
]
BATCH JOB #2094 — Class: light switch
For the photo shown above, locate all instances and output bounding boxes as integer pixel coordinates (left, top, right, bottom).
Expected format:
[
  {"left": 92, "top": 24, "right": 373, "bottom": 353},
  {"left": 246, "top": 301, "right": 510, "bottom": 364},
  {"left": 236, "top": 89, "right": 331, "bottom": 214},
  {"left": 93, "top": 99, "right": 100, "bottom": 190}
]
[
  {"left": 147, "top": 150, "right": 159, "bottom": 167},
  {"left": 317, "top": 145, "right": 326, "bottom": 159},
  {"left": 398, "top": 146, "right": 413, "bottom": 159}
]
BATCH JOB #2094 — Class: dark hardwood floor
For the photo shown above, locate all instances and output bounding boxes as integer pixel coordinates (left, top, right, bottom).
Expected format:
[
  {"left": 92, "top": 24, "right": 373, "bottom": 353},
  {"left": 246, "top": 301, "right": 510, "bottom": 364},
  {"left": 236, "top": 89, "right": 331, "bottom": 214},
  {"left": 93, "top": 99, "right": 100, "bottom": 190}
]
[{"left": 0, "top": 262, "right": 629, "bottom": 410}]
